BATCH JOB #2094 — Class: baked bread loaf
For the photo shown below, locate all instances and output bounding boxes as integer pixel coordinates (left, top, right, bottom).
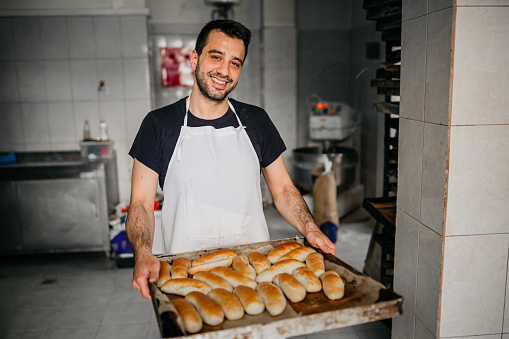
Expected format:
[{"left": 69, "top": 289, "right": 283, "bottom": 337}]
[
  {"left": 193, "top": 271, "right": 233, "bottom": 292},
  {"left": 210, "top": 267, "right": 257, "bottom": 289},
  {"left": 171, "top": 298, "right": 203, "bottom": 334},
  {"left": 161, "top": 278, "right": 212, "bottom": 296},
  {"left": 256, "top": 282, "right": 286, "bottom": 316},
  {"left": 319, "top": 271, "right": 345, "bottom": 300},
  {"left": 277, "top": 246, "right": 316, "bottom": 262},
  {"left": 185, "top": 291, "right": 224, "bottom": 326},
  {"left": 248, "top": 252, "right": 271, "bottom": 274},
  {"left": 234, "top": 285, "right": 265, "bottom": 315},
  {"left": 188, "top": 258, "right": 233, "bottom": 276},
  {"left": 192, "top": 250, "right": 238, "bottom": 267},
  {"left": 292, "top": 266, "right": 322, "bottom": 293},
  {"left": 255, "top": 259, "right": 306, "bottom": 283},
  {"left": 172, "top": 257, "right": 191, "bottom": 279},
  {"left": 157, "top": 261, "right": 171, "bottom": 288},
  {"left": 232, "top": 255, "right": 256, "bottom": 280},
  {"left": 267, "top": 242, "right": 302, "bottom": 264},
  {"left": 208, "top": 288, "right": 244, "bottom": 321},
  {"left": 273, "top": 273, "right": 307, "bottom": 303},
  {"left": 306, "top": 252, "right": 325, "bottom": 277}
]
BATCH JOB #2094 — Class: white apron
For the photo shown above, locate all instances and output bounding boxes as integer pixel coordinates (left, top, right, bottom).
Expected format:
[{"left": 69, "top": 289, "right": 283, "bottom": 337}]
[{"left": 161, "top": 98, "right": 270, "bottom": 254}]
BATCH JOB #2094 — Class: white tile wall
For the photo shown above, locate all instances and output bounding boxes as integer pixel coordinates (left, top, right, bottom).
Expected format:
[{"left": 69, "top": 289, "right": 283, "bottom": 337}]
[
  {"left": 0, "top": 18, "right": 15, "bottom": 60},
  {"left": 440, "top": 234, "right": 508, "bottom": 337},
  {"left": 123, "top": 58, "right": 150, "bottom": 100},
  {"left": 402, "top": 0, "right": 427, "bottom": 21},
  {"left": 451, "top": 7, "right": 509, "bottom": 126},
  {"left": 96, "top": 60, "right": 124, "bottom": 101},
  {"left": 20, "top": 103, "right": 50, "bottom": 144},
  {"left": 445, "top": 125, "right": 509, "bottom": 236},
  {"left": 263, "top": 0, "right": 295, "bottom": 27},
  {"left": 73, "top": 101, "right": 100, "bottom": 140},
  {"left": 428, "top": 0, "right": 453, "bottom": 13},
  {"left": 40, "top": 17, "right": 69, "bottom": 59},
  {"left": 415, "top": 316, "right": 436, "bottom": 339},
  {"left": 416, "top": 225, "right": 441, "bottom": 335},
  {"left": 0, "top": 62, "right": 20, "bottom": 102},
  {"left": 125, "top": 99, "right": 151, "bottom": 144},
  {"left": 457, "top": 0, "right": 508, "bottom": 4},
  {"left": 425, "top": 8, "right": 452, "bottom": 126},
  {"left": 394, "top": 210, "right": 419, "bottom": 313},
  {"left": 400, "top": 16, "right": 426, "bottom": 122},
  {"left": 48, "top": 102, "right": 75, "bottom": 143},
  {"left": 505, "top": 256, "right": 509, "bottom": 333},
  {"left": 70, "top": 60, "right": 98, "bottom": 101},
  {"left": 12, "top": 17, "right": 42, "bottom": 60},
  {"left": 392, "top": 307, "right": 415, "bottom": 339},
  {"left": 43, "top": 61, "right": 72, "bottom": 101},
  {"left": 17, "top": 61, "right": 46, "bottom": 102},
  {"left": 420, "top": 122, "right": 447, "bottom": 235},
  {"left": 121, "top": 16, "right": 148, "bottom": 57},
  {"left": 0, "top": 104, "right": 23, "bottom": 145},
  {"left": 397, "top": 119, "right": 423, "bottom": 219},
  {"left": 94, "top": 16, "right": 121, "bottom": 58},
  {"left": 67, "top": 17, "right": 96, "bottom": 59}
]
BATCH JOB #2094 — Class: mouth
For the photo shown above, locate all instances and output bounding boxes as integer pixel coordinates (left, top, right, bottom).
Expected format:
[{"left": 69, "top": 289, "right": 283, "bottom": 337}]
[{"left": 210, "top": 75, "right": 230, "bottom": 89}]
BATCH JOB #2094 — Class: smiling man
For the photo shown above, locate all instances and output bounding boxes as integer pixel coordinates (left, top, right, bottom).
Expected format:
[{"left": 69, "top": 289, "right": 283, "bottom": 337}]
[{"left": 126, "top": 20, "right": 336, "bottom": 300}]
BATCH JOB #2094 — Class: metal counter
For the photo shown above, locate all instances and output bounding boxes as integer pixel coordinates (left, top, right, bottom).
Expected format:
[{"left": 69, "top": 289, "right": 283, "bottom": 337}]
[{"left": 0, "top": 151, "right": 119, "bottom": 254}]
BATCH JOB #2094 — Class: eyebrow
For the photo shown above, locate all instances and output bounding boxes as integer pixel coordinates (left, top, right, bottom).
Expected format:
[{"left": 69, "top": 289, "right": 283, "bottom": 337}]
[{"left": 208, "top": 49, "right": 244, "bottom": 66}]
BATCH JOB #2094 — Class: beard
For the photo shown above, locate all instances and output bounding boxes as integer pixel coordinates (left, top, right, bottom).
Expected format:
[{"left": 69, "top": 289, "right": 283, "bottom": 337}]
[{"left": 195, "top": 58, "right": 238, "bottom": 102}]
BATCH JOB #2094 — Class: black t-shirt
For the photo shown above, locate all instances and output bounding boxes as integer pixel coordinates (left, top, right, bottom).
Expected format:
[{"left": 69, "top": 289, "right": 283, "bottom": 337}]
[{"left": 129, "top": 97, "right": 287, "bottom": 189}]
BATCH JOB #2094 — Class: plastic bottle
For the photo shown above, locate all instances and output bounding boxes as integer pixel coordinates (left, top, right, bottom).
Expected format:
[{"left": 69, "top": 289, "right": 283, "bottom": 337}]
[
  {"left": 99, "top": 121, "right": 109, "bottom": 141},
  {"left": 83, "top": 120, "right": 91, "bottom": 141}
]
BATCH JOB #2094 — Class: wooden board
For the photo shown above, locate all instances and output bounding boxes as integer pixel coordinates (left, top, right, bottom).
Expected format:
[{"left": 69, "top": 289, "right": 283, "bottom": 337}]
[{"left": 149, "top": 237, "right": 403, "bottom": 338}]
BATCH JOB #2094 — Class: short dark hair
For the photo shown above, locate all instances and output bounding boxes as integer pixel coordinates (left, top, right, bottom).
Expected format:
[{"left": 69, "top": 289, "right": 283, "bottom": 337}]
[{"left": 195, "top": 20, "right": 251, "bottom": 61}]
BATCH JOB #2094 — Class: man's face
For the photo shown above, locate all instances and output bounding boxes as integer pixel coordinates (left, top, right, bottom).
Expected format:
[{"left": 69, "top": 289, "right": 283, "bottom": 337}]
[{"left": 191, "top": 30, "right": 245, "bottom": 102}]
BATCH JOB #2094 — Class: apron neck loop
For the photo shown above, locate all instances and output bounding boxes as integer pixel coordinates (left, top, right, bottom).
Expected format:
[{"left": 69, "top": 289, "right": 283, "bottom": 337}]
[{"left": 184, "top": 97, "right": 243, "bottom": 127}]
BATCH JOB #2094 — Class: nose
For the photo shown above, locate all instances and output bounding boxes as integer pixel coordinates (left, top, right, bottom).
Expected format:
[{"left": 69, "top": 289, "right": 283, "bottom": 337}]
[{"left": 216, "top": 60, "right": 230, "bottom": 78}]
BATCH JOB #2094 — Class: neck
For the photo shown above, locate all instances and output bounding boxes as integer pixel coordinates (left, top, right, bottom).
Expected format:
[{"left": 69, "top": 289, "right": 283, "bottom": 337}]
[{"left": 188, "top": 88, "right": 229, "bottom": 120}]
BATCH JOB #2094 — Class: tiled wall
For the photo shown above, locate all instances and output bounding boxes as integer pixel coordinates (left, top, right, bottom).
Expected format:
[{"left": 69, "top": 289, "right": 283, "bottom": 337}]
[
  {"left": 0, "top": 15, "right": 151, "bottom": 202},
  {"left": 394, "top": 0, "right": 509, "bottom": 338}
]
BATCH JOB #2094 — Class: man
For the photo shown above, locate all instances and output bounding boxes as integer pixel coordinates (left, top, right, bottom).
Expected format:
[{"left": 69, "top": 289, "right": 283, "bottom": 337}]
[{"left": 127, "top": 20, "right": 336, "bottom": 300}]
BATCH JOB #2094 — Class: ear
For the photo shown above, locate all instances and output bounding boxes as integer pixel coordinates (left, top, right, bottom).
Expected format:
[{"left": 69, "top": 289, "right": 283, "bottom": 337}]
[{"left": 190, "top": 50, "right": 199, "bottom": 71}]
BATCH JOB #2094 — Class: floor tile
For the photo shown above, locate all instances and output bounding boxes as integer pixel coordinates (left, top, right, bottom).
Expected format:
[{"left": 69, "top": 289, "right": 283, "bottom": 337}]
[
  {"left": 42, "top": 327, "right": 98, "bottom": 339},
  {"left": 50, "top": 305, "right": 105, "bottom": 330},
  {"left": 1, "top": 308, "right": 58, "bottom": 332},
  {"left": 101, "top": 301, "right": 153, "bottom": 326},
  {"left": 95, "top": 323, "right": 152, "bottom": 339}
]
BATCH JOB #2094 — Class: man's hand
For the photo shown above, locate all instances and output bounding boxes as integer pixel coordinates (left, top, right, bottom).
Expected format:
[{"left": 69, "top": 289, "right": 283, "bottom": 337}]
[
  {"left": 132, "top": 254, "right": 160, "bottom": 300},
  {"left": 305, "top": 230, "right": 337, "bottom": 254}
]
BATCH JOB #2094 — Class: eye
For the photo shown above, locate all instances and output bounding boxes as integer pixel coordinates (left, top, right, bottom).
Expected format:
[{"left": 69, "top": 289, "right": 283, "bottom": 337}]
[
  {"left": 211, "top": 55, "right": 221, "bottom": 61},
  {"left": 231, "top": 61, "right": 241, "bottom": 68}
]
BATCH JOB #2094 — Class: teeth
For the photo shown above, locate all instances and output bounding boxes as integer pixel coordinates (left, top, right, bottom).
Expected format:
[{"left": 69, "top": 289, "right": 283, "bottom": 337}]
[{"left": 212, "top": 77, "right": 226, "bottom": 85}]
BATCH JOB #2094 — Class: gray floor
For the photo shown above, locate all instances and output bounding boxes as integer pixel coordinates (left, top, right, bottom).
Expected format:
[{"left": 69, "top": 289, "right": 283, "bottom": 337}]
[{"left": 0, "top": 206, "right": 390, "bottom": 339}]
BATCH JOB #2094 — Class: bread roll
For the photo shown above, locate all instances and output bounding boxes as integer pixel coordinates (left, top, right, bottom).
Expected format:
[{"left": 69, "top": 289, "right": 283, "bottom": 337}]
[
  {"left": 208, "top": 288, "right": 244, "bottom": 321},
  {"left": 172, "top": 257, "right": 191, "bottom": 279},
  {"left": 193, "top": 271, "right": 233, "bottom": 292},
  {"left": 232, "top": 255, "right": 256, "bottom": 280},
  {"left": 192, "top": 250, "right": 238, "bottom": 267},
  {"left": 267, "top": 242, "right": 302, "bottom": 264},
  {"left": 320, "top": 271, "right": 345, "bottom": 300},
  {"left": 248, "top": 252, "right": 271, "bottom": 274},
  {"left": 234, "top": 285, "right": 265, "bottom": 315},
  {"left": 277, "top": 246, "right": 316, "bottom": 262},
  {"left": 171, "top": 298, "right": 203, "bottom": 334},
  {"left": 210, "top": 267, "right": 257, "bottom": 289},
  {"left": 188, "top": 258, "right": 233, "bottom": 276},
  {"left": 255, "top": 259, "right": 306, "bottom": 283},
  {"left": 185, "top": 291, "right": 224, "bottom": 326},
  {"left": 161, "top": 278, "right": 212, "bottom": 296},
  {"left": 306, "top": 252, "right": 325, "bottom": 277},
  {"left": 256, "top": 282, "right": 286, "bottom": 316},
  {"left": 273, "top": 273, "right": 307, "bottom": 303},
  {"left": 292, "top": 266, "right": 322, "bottom": 293},
  {"left": 157, "top": 261, "right": 171, "bottom": 288}
]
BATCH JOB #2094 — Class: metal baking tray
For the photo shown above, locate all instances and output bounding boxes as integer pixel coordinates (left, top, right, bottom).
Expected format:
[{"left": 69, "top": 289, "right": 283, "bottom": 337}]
[{"left": 149, "top": 237, "right": 403, "bottom": 338}]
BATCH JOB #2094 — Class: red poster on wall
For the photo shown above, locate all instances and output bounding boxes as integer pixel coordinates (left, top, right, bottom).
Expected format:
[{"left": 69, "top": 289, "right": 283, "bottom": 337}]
[{"left": 160, "top": 47, "right": 194, "bottom": 87}]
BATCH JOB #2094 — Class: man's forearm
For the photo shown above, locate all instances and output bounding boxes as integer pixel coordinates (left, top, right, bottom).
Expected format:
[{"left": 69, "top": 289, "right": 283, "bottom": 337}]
[
  {"left": 126, "top": 203, "right": 155, "bottom": 257},
  {"left": 273, "top": 184, "right": 320, "bottom": 237}
]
